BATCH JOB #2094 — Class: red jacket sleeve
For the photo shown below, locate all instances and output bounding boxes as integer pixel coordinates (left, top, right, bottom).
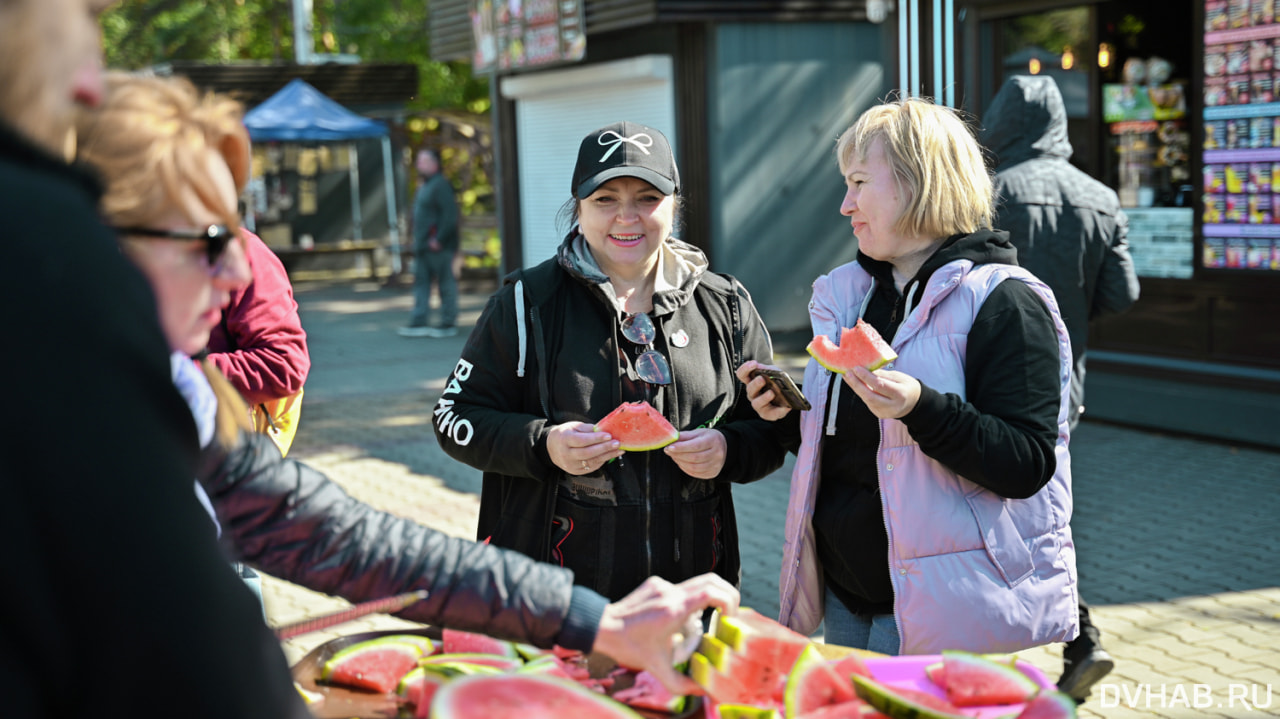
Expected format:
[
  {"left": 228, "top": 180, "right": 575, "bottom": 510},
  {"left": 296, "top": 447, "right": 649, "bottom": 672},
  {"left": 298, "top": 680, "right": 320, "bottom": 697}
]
[{"left": 206, "top": 230, "right": 310, "bottom": 405}]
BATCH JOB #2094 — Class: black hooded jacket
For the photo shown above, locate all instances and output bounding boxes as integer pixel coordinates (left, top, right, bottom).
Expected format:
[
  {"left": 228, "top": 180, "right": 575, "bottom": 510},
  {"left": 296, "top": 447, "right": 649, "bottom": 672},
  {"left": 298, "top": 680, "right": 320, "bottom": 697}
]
[
  {"left": 980, "top": 75, "right": 1140, "bottom": 428},
  {"left": 433, "top": 233, "right": 787, "bottom": 601}
]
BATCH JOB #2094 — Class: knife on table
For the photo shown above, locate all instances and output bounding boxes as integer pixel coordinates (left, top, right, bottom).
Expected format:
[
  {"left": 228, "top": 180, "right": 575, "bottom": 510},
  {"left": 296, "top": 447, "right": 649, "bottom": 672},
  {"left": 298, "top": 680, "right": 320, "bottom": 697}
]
[{"left": 272, "top": 590, "right": 429, "bottom": 640}]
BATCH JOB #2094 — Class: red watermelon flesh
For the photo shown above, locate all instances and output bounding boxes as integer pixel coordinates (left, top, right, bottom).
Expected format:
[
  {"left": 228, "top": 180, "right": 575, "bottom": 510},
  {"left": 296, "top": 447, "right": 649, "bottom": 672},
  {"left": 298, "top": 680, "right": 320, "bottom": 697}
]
[
  {"left": 595, "top": 401, "right": 679, "bottom": 451},
  {"left": 806, "top": 320, "right": 897, "bottom": 374},
  {"left": 689, "top": 651, "right": 778, "bottom": 708},
  {"left": 713, "top": 607, "right": 811, "bottom": 676},
  {"left": 320, "top": 639, "right": 424, "bottom": 693},
  {"left": 430, "top": 673, "right": 644, "bottom": 718},
  {"left": 441, "top": 627, "right": 519, "bottom": 657},
  {"left": 831, "top": 653, "right": 873, "bottom": 682},
  {"left": 1015, "top": 691, "right": 1078, "bottom": 719},
  {"left": 784, "top": 644, "right": 856, "bottom": 718},
  {"left": 698, "top": 634, "right": 785, "bottom": 700},
  {"left": 939, "top": 650, "right": 1039, "bottom": 706}
]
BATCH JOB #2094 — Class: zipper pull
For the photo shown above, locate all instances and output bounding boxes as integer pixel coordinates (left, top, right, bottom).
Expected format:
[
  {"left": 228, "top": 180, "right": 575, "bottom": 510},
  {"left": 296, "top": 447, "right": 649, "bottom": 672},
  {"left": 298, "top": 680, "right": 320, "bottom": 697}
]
[{"left": 673, "top": 538, "right": 681, "bottom": 563}]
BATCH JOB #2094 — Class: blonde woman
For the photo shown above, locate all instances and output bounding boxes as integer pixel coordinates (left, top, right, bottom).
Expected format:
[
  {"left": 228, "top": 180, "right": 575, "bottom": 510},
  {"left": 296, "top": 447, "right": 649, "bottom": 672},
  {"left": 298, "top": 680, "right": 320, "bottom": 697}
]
[
  {"left": 76, "top": 74, "right": 739, "bottom": 696},
  {"left": 739, "top": 97, "right": 1078, "bottom": 655}
]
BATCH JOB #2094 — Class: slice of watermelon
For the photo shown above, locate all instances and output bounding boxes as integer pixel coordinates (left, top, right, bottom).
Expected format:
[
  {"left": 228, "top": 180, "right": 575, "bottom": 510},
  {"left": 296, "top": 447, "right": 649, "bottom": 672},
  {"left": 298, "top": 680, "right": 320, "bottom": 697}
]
[
  {"left": 319, "top": 637, "right": 425, "bottom": 693},
  {"left": 689, "top": 652, "right": 777, "bottom": 708},
  {"left": 784, "top": 644, "right": 856, "bottom": 718},
  {"left": 806, "top": 320, "right": 897, "bottom": 374},
  {"left": 695, "top": 634, "right": 785, "bottom": 705},
  {"left": 851, "top": 675, "right": 970, "bottom": 719},
  {"left": 714, "top": 607, "right": 812, "bottom": 676},
  {"left": 441, "top": 627, "right": 520, "bottom": 657},
  {"left": 419, "top": 652, "right": 523, "bottom": 674},
  {"left": 430, "top": 673, "right": 645, "bottom": 718},
  {"left": 1015, "top": 690, "right": 1078, "bottom": 719},
  {"left": 939, "top": 650, "right": 1039, "bottom": 706},
  {"left": 595, "top": 400, "right": 679, "bottom": 451}
]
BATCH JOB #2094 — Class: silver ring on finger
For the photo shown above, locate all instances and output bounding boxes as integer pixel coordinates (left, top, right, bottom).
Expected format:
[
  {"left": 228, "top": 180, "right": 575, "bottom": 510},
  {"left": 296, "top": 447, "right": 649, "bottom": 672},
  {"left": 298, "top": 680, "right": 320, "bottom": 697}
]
[{"left": 581, "top": 460, "right": 589, "bottom": 470}]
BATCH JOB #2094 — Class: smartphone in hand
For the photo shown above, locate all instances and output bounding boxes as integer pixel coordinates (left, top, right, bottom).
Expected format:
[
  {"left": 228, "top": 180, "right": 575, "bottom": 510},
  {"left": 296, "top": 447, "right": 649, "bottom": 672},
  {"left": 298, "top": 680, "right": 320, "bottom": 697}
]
[{"left": 749, "top": 367, "right": 811, "bottom": 411}]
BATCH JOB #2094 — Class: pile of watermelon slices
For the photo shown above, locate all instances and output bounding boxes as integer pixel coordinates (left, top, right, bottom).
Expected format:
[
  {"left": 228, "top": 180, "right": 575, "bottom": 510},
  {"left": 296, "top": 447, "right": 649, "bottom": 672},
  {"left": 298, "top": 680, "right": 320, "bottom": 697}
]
[
  {"left": 688, "top": 608, "right": 1079, "bottom": 719},
  {"left": 313, "top": 627, "right": 675, "bottom": 718}
]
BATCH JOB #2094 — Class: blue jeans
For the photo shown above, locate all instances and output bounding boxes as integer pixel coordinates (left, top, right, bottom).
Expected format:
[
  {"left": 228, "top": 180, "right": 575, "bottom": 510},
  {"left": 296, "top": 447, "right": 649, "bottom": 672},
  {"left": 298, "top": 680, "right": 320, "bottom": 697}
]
[
  {"left": 823, "top": 586, "right": 900, "bottom": 655},
  {"left": 411, "top": 248, "right": 458, "bottom": 327}
]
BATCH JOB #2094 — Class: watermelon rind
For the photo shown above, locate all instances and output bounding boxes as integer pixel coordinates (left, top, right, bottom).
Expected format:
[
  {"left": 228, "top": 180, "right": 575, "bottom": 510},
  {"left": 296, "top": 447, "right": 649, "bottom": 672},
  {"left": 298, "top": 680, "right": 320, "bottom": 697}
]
[
  {"left": 293, "top": 681, "right": 324, "bottom": 704},
  {"left": 1015, "top": 690, "right": 1078, "bottom": 719},
  {"left": 806, "top": 320, "right": 898, "bottom": 374},
  {"left": 419, "top": 652, "right": 521, "bottom": 675},
  {"left": 851, "top": 674, "right": 970, "bottom": 719},
  {"left": 717, "top": 704, "right": 780, "bottom": 719},
  {"left": 430, "top": 672, "right": 645, "bottom": 718},
  {"left": 939, "top": 650, "right": 1039, "bottom": 706},
  {"left": 319, "top": 639, "right": 424, "bottom": 693},
  {"left": 595, "top": 401, "right": 680, "bottom": 451},
  {"left": 441, "top": 627, "right": 520, "bottom": 657},
  {"left": 784, "top": 644, "right": 856, "bottom": 718}
]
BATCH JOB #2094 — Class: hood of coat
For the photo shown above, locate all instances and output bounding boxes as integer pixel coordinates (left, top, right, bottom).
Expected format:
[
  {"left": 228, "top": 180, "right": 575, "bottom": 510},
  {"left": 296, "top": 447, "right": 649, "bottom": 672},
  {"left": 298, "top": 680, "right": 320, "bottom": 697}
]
[
  {"left": 556, "top": 230, "right": 709, "bottom": 315},
  {"left": 979, "top": 75, "right": 1073, "bottom": 168},
  {"left": 853, "top": 229, "right": 1019, "bottom": 316}
]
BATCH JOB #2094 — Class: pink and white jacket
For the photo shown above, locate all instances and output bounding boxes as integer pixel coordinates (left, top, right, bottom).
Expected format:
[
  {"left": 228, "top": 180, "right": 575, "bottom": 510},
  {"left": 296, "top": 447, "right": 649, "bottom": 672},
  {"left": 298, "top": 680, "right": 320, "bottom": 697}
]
[{"left": 778, "top": 259, "right": 1079, "bottom": 654}]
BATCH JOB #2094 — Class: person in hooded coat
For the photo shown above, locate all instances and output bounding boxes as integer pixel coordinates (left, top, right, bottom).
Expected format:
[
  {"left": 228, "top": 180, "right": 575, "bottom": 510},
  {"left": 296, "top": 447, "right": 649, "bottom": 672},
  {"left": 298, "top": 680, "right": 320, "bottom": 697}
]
[{"left": 980, "top": 74, "right": 1140, "bottom": 703}]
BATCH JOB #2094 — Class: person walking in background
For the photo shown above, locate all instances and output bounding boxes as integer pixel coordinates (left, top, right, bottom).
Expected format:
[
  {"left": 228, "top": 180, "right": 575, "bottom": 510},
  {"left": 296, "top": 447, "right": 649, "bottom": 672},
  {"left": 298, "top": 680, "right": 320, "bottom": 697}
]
[
  {"left": 739, "top": 97, "right": 1078, "bottom": 656},
  {"left": 206, "top": 228, "right": 310, "bottom": 456},
  {"left": 0, "top": 1, "right": 309, "bottom": 716},
  {"left": 980, "top": 74, "right": 1141, "bottom": 703},
  {"left": 400, "top": 147, "right": 461, "bottom": 337},
  {"left": 434, "top": 121, "right": 787, "bottom": 602}
]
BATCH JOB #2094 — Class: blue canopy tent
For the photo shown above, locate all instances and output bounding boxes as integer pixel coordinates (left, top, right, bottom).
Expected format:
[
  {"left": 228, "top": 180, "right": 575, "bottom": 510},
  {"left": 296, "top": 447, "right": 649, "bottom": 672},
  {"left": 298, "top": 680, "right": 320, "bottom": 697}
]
[{"left": 243, "top": 78, "right": 402, "bottom": 272}]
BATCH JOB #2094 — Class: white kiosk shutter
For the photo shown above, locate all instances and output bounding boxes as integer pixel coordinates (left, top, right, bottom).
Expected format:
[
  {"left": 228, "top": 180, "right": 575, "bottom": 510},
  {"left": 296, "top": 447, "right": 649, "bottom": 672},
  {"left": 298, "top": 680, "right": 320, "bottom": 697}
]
[{"left": 501, "top": 55, "right": 676, "bottom": 268}]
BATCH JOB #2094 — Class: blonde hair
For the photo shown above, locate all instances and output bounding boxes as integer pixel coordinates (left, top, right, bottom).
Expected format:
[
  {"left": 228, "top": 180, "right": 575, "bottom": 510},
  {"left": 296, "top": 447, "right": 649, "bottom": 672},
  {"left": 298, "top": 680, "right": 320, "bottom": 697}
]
[
  {"left": 836, "top": 97, "right": 993, "bottom": 239},
  {"left": 75, "top": 72, "right": 251, "bottom": 230}
]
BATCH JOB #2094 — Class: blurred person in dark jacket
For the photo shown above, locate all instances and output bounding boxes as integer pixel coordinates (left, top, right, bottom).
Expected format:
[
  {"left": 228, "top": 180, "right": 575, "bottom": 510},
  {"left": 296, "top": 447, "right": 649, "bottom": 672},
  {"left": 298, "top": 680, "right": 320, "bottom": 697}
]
[
  {"left": 0, "top": 1, "right": 309, "bottom": 716},
  {"left": 77, "top": 72, "right": 737, "bottom": 697},
  {"left": 400, "top": 147, "right": 462, "bottom": 338},
  {"left": 981, "top": 74, "right": 1141, "bottom": 704}
]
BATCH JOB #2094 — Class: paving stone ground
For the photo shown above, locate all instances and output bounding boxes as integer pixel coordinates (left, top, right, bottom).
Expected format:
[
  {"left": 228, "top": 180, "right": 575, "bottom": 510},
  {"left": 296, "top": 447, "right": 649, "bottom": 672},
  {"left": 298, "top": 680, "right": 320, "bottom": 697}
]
[{"left": 265, "top": 278, "right": 1280, "bottom": 718}]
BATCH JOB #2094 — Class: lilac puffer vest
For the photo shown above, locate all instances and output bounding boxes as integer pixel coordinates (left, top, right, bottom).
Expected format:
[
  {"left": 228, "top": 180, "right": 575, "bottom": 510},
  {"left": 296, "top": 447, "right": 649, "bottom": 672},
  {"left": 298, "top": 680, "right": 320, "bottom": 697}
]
[{"left": 778, "top": 259, "right": 1079, "bottom": 654}]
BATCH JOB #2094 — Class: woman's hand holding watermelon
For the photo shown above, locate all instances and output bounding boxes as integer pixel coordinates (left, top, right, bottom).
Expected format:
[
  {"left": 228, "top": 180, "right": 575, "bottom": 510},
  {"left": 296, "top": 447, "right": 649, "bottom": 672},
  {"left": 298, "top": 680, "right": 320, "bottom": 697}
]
[
  {"left": 594, "top": 573, "right": 740, "bottom": 696},
  {"left": 844, "top": 366, "right": 921, "bottom": 420},
  {"left": 546, "top": 421, "right": 622, "bottom": 475},
  {"left": 735, "top": 360, "right": 794, "bottom": 422},
  {"left": 664, "top": 428, "right": 728, "bottom": 479}
]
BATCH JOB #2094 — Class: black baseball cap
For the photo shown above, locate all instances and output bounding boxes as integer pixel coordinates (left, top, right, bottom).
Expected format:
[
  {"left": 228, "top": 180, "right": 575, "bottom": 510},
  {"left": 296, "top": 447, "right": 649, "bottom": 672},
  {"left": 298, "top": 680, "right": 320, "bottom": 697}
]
[{"left": 572, "top": 121, "right": 680, "bottom": 199}]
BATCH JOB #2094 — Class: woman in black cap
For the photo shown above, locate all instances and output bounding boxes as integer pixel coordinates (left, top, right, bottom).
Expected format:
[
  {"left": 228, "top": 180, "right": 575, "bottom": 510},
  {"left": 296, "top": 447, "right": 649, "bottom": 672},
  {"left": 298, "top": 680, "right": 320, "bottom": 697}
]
[{"left": 434, "top": 121, "right": 787, "bottom": 601}]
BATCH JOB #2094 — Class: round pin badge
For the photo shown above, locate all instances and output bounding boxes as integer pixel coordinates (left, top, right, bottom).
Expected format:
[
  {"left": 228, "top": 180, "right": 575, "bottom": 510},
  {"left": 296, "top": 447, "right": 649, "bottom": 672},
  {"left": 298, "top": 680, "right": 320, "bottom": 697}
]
[{"left": 670, "top": 329, "right": 690, "bottom": 348}]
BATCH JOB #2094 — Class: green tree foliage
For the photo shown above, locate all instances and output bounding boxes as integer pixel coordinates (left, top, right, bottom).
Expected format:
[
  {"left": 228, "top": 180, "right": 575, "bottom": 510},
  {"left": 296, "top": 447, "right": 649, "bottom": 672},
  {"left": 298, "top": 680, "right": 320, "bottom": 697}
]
[{"left": 101, "top": 0, "right": 489, "bottom": 113}]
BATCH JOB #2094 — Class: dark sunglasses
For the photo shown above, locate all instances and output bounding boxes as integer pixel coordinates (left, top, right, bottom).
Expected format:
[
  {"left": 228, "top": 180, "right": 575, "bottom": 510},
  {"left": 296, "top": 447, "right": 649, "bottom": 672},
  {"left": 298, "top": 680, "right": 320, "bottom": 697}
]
[
  {"left": 620, "top": 312, "right": 672, "bottom": 386},
  {"left": 112, "top": 224, "right": 236, "bottom": 270}
]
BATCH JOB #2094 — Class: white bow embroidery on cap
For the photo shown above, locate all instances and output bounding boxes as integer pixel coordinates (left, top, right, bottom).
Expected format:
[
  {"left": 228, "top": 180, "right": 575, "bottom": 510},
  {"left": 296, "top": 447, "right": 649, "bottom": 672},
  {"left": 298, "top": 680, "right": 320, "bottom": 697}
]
[{"left": 597, "top": 130, "right": 654, "bottom": 162}]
